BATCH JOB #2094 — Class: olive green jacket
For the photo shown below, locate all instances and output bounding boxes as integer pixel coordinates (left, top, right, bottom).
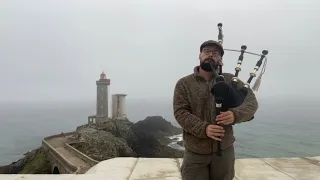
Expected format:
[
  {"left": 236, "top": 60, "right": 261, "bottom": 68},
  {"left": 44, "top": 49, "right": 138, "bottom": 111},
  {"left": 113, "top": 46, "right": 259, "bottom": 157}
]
[{"left": 173, "top": 66, "right": 258, "bottom": 154}]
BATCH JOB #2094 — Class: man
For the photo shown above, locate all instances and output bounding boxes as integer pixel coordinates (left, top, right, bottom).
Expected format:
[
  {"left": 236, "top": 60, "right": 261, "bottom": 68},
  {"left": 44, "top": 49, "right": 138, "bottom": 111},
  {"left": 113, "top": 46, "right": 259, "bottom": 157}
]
[{"left": 173, "top": 40, "right": 258, "bottom": 180}]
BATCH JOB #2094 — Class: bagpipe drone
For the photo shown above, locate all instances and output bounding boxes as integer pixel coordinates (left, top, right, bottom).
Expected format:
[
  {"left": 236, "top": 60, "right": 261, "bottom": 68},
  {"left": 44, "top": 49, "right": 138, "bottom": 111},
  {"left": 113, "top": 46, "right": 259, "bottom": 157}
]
[{"left": 211, "top": 23, "right": 269, "bottom": 156}]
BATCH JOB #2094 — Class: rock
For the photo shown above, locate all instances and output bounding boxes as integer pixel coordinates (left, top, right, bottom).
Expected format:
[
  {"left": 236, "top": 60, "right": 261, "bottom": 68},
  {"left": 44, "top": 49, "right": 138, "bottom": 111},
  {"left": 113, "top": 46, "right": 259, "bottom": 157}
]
[
  {"left": 177, "top": 141, "right": 183, "bottom": 146},
  {"left": 1, "top": 116, "right": 183, "bottom": 174},
  {"left": 72, "top": 127, "right": 136, "bottom": 161},
  {"left": 0, "top": 158, "right": 25, "bottom": 174},
  {"left": 155, "top": 146, "right": 184, "bottom": 158},
  {"left": 132, "top": 116, "right": 182, "bottom": 138},
  {"left": 0, "top": 147, "right": 51, "bottom": 174},
  {"left": 72, "top": 116, "right": 183, "bottom": 160}
]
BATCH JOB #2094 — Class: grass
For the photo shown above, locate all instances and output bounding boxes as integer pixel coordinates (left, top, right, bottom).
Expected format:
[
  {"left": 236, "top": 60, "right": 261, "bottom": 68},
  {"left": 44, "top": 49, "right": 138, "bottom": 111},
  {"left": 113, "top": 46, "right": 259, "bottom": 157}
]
[{"left": 19, "top": 148, "right": 51, "bottom": 174}]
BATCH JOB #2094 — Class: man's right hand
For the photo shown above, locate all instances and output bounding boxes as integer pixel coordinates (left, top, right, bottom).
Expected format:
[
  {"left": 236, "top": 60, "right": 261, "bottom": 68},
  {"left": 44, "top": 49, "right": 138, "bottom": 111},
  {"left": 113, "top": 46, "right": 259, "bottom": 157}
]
[{"left": 206, "top": 125, "right": 225, "bottom": 141}]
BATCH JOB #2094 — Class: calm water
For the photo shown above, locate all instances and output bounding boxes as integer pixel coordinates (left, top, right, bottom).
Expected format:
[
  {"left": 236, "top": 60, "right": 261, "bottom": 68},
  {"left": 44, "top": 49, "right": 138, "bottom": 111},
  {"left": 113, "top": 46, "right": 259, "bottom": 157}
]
[{"left": 1, "top": 97, "right": 320, "bottom": 165}]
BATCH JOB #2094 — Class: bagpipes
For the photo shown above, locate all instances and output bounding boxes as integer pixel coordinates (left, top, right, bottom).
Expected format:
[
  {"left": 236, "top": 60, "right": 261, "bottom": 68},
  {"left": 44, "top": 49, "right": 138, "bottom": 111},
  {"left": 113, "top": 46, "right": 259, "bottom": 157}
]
[{"left": 211, "top": 23, "right": 268, "bottom": 156}]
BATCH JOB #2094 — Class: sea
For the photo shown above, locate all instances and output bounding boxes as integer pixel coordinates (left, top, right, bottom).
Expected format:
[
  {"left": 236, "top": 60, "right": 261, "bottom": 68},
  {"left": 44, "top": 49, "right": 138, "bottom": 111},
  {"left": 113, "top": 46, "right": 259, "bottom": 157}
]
[{"left": 1, "top": 97, "right": 320, "bottom": 166}]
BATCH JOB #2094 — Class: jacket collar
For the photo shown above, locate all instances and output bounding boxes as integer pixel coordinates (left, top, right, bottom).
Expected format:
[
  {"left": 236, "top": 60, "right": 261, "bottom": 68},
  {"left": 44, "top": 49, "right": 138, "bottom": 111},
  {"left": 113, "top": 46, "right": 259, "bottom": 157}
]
[{"left": 193, "top": 66, "right": 218, "bottom": 82}]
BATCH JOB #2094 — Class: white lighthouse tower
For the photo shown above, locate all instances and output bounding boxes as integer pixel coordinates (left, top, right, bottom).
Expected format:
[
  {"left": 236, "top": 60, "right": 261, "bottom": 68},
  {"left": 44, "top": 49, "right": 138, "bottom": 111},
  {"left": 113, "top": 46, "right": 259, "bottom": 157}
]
[{"left": 112, "top": 94, "right": 127, "bottom": 120}]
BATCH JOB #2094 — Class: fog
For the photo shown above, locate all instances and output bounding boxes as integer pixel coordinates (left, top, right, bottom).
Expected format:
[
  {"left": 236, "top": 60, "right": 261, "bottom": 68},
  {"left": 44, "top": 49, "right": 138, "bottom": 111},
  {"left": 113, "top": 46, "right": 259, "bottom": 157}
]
[{"left": 0, "top": 0, "right": 319, "bottom": 103}]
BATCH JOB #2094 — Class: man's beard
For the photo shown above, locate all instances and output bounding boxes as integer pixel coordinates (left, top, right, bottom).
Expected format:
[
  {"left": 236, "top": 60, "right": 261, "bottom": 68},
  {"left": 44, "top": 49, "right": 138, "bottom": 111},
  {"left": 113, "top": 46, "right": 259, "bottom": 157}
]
[{"left": 200, "top": 58, "right": 219, "bottom": 72}]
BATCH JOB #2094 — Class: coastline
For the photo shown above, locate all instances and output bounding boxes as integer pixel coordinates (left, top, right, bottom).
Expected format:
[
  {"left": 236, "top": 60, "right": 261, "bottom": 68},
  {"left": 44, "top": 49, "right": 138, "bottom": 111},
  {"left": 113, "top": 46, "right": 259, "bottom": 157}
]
[
  {"left": 2, "top": 98, "right": 320, "bottom": 167},
  {"left": 0, "top": 134, "right": 183, "bottom": 174},
  {"left": 167, "top": 134, "right": 184, "bottom": 151},
  {"left": 0, "top": 117, "right": 184, "bottom": 174}
]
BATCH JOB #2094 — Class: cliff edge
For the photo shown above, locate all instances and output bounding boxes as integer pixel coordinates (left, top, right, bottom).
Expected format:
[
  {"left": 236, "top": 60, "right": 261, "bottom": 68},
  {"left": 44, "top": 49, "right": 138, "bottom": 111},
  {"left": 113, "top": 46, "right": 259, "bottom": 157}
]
[
  {"left": 70, "top": 116, "right": 183, "bottom": 161},
  {"left": 0, "top": 148, "right": 51, "bottom": 174},
  {"left": 0, "top": 116, "right": 183, "bottom": 174}
]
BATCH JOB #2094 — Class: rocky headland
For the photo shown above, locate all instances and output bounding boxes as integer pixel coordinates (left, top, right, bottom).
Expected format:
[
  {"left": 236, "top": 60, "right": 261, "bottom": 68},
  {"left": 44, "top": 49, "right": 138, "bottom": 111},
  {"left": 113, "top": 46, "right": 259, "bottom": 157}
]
[
  {"left": 0, "top": 148, "right": 51, "bottom": 174},
  {"left": 0, "top": 116, "right": 184, "bottom": 174}
]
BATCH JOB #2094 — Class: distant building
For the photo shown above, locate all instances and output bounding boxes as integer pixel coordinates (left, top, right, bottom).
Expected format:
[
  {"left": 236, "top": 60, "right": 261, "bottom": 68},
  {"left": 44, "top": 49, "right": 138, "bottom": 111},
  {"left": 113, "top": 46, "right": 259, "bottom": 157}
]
[
  {"left": 88, "top": 72, "right": 127, "bottom": 125},
  {"left": 112, "top": 94, "right": 127, "bottom": 120},
  {"left": 88, "top": 72, "right": 110, "bottom": 125}
]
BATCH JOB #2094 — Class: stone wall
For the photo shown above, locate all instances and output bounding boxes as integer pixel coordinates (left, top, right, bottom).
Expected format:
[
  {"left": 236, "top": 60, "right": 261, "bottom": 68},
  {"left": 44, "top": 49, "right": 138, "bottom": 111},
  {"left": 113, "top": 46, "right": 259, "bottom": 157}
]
[
  {"left": 41, "top": 139, "right": 78, "bottom": 174},
  {"left": 43, "top": 132, "right": 75, "bottom": 140},
  {"left": 64, "top": 143, "right": 99, "bottom": 167}
]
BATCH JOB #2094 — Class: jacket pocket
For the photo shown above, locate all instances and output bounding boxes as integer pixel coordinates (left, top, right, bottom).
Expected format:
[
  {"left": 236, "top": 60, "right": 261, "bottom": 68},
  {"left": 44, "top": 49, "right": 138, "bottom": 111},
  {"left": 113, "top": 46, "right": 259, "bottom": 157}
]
[{"left": 184, "top": 132, "right": 212, "bottom": 154}]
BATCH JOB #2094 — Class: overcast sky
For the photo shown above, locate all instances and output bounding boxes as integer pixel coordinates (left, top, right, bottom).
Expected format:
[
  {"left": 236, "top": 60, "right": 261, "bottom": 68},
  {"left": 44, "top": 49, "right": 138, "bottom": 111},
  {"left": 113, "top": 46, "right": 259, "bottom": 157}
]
[{"left": 0, "top": 0, "right": 319, "bottom": 103}]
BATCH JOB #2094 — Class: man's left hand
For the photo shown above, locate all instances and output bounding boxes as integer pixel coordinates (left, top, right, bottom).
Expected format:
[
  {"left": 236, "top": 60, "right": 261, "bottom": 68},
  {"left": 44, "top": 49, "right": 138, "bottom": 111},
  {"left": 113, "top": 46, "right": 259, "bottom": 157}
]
[{"left": 216, "top": 111, "right": 235, "bottom": 125}]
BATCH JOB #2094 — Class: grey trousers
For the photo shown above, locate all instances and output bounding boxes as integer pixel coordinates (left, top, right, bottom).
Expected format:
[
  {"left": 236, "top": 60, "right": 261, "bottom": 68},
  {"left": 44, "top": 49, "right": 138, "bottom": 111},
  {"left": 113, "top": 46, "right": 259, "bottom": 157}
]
[{"left": 180, "top": 146, "right": 235, "bottom": 180}]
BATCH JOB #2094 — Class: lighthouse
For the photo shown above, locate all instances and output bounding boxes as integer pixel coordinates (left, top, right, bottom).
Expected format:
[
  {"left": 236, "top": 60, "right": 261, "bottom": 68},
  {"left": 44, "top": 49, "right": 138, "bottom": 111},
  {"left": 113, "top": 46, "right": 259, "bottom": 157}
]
[
  {"left": 88, "top": 72, "right": 110, "bottom": 125},
  {"left": 96, "top": 72, "right": 110, "bottom": 122},
  {"left": 112, "top": 94, "right": 127, "bottom": 120},
  {"left": 88, "top": 71, "right": 128, "bottom": 125}
]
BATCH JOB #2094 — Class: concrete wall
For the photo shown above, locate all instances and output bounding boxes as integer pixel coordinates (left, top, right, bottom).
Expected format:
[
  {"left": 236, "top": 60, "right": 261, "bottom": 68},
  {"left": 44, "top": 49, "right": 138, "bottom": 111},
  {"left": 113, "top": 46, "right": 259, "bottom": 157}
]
[
  {"left": 64, "top": 143, "right": 99, "bottom": 167},
  {"left": 42, "top": 139, "right": 78, "bottom": 174},
  {"left": 2, "top": 156, "right": 320, "bottom": 179},
  {"left": 42, "top": 132, "right": 85, "bottom": 174},
  {"left": 43, "top": 132, "right": 75, "bottom": 140},
  {"left": 88, "top": 116, "right": 97, "bottom": 125}
]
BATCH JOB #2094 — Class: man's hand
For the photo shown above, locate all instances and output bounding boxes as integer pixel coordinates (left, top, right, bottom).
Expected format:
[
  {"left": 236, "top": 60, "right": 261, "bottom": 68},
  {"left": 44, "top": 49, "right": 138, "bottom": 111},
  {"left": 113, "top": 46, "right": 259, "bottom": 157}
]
[
  {"left": 216, "top": 111, "right": 235, "bottom": 125},
  {"left": 206, "top": 125, "right": 225, "bottom": 141}
]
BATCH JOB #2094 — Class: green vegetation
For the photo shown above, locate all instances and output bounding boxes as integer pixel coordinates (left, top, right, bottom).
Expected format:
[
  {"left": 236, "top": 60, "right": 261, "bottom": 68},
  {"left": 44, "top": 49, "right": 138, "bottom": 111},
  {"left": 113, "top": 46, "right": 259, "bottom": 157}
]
[
  {"left": 19, "top": 148, "right": 51, "bottom": 174},
  {"left": 0, "top": 147, "right": 51, "bottom": 174}
]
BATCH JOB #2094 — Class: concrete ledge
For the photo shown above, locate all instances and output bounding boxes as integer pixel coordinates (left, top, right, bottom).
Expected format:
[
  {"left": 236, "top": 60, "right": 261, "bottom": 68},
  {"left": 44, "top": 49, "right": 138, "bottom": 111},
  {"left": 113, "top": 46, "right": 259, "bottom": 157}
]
[
  {"left": 85, "top": 157, "right": 138, "bottom": 179},
  {"left": 261, "top": 157, "right": 320, "bottom": 180},
  {"left": 87, "top": 157, "right": 320, "bottom": 180},
  {"left": 304, "top": 156, "right": 320, "bottom": 166},
  {"left": 44, "top": 132, "right": 75, "bottom": 140},
  {"left": 42, "top": 140, "right": 78, "bottom": 173},
  {"left": 64, "top": 143, "right": 99, "bottom": 167},
  {"left": 234, "top": 158, "right": 291, "bottom": 179},
  {"left": 0, "top": 174, "right": 113, "bottom": 180},
  {"left": 129, "top": 158, "right": 181, "bottom": 180},
  {"left": 6, "top": 157, "right": 320, "bottom": 179}
]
